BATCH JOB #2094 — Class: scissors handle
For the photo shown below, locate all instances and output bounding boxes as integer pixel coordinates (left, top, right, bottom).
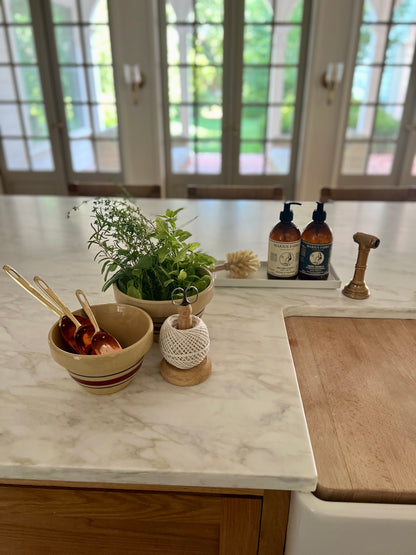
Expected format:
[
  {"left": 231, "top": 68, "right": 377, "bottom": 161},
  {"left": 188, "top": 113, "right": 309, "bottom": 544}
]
[{"left": 172, "top": 286, "right": 199, "bottom": 306}]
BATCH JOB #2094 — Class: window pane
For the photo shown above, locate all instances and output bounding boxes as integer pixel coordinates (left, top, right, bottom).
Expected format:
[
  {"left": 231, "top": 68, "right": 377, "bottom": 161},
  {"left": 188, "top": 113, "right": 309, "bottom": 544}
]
[
  {"left": 240, "top": 142, "right": 264, "bottom": 174},
  {"left": 83, "top": 25, "right": 112, "bottom": 65},
  {"left": 70, "top": 139, "right": 96, "bottom": 171},
  {"left": 242, "top": 67, "right": 269, "bottom": 103},
  {"left": 28, "top": 139, "right": 54, "bottom": 170},
  {"left": 362, "top": 0, "right": 391, "bottom": 22},
  {"left": 87, "top": 66, "right": 116, "bottom": 102},
  {"left": 22, "top": 103, "right": 48, "bottom": 136},
  {"left": 265, "top": 141, "right": 291, "bottom": 174},
  {"left": 241, "top": 106, "right": 267, "bottom": 140},
  {"left": 245, "top": 0, "right": 273, "bottom": 23},
  {"left": 271, "top": 25, "right": 301, "bottom": 64},
  {"left": 267, "top": 106, "right": 294, "bottom": 138},
  {"left": 274, "top": 0, "right": 304, "bottom": 22},
  {"left": 385, "top": 24, "right": 416, "bottom": 64},
  {"left": 195, "top": 0, "right": 223, "bottom": 23},
  {"left": 347, "top": 104, "right": 375, "bottom": 138},
  {"left": 196, "top": 24, "right": 223, "bottom": 65},
  {"left": 3, "top": 0, "right": 31, "bottom": 23},
  {"left": 352, "top": 65, "right": 382, "bottom": 104},
  {"left": 54, "top": 26, "right": 82, "bottom": 63},
  {"left": 95, "top": 104, "right": 118, "bottom": 136},
  {"left": 171, "top": 140, "right": 196, "bottom": 173},
  {"left": 269, "top": 67, "right": 297, "bottom": 102},
  {"left": 196, "top": 105, "right": 222, "bottom": 138},
  {"left": 342, "top": 142, "right": 369, "bottom": 174},
  {"left": 167, "top": 25, "right": 194, "bottom": 64},
  {"left": 96, "top": 139, "right": 120, "bottom": 172},
  {"left": 170, "top": 104, "right": 194, "bottom": 137},
  {"left": 393, "top": 0, "right": 416, "bottom": 22},
  {"left": 0, "top": 103, "right": 22, "bottom": 135},
  {"left": 51, "top": 1, "right": 79, "bottom": 23},
  {"left": 357, "top": 24, "right": 388, "bottom": 64},
  {"left": 168, "top": 66, "right": 192, "bottom": 103},
  {"left": 0, "top": 67, "right": 16, "bottom": 100},
  {"left": 379, "top": 66, "right": 410, "bottom": 103},
  {"left": 196, "top": 141, "right": 221, "bottom": 173},
  {"left": 195, "top": 66, "right": 222, "bottom": 102},
  {"left": 8, "top": 24, "right": 37, "bottom": 63},
  {"left": 0, "top": 28, "right": 9, "bottom": 62},
  {"left": 60, "top": 66, "right": 88, "bottom": 102},
  {"left": 65, "top": 103, "right": 92, "bottom": 137},
  {"left": 81, "top": 0, "right": 108, "bottom": 24},
  {"left": 367, "top": 142, "right": 396, "bottom": 174},
  {"left": 3, "top": 138, "right": 29, "bottom": 169},
  {"left": 15, "top": 66, "right": 43, "bottom": 101},
  {"left": 373, "top": 105, "right": 403, "bottom": 139},
  {"left": 243, "top": 24, "right": 272, "bottom": 65}
]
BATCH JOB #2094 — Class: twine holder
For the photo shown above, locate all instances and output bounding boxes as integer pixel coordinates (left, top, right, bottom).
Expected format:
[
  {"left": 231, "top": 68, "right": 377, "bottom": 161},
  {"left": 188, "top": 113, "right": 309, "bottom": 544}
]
[{"left": 159, "top": 287, "right": 211, "bottom": 386}]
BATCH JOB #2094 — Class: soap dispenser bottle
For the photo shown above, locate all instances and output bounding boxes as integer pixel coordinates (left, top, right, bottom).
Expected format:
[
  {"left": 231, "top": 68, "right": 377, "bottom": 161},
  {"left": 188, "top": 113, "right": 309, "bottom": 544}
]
[
  {"left": 298, "top": 201, "right": 333, "bottom": 280},
  {"left": 267, "top": 201, "right": 301, "bottom": 280}
]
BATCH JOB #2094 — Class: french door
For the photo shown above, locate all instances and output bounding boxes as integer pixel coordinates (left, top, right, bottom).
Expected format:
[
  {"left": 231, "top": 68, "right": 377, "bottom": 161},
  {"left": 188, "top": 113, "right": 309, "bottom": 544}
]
[
  {"left": 339, "top": 0, "right": 416, "bottom": 188},
  {"left": 159, "top": 0, "right": 310, "bottom": 198},
  {"left": 0, "top": 0, "right": 122, "bottom": 194}
]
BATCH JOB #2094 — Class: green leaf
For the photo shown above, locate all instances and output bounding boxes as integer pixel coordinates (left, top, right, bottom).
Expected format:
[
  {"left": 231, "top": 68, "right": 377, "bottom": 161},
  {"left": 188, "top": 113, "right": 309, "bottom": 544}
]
[{"left": 178, "top": 269, "right": 187, "bottom": 281}]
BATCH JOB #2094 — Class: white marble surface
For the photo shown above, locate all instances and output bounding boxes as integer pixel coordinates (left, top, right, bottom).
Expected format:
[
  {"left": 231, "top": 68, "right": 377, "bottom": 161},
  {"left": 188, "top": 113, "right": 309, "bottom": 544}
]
[{"left": 0, "top": 196, "right": 415, "bottom": 491}]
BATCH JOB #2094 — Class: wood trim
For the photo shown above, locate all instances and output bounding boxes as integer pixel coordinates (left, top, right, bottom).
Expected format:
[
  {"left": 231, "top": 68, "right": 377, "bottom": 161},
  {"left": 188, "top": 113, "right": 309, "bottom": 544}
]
[
  {"left": 187, "top": 185, "right": 284, "bottom": 200},
  {"left": 258, "top": 490, "right": 290, "bottom": 555},
  {"left": 68, "top": 183, "right": 161, "bottom": 198},
  {"left": 320, "top": 187, "right": 416, "bottom": 201},
  {"left": 0, "top": 478, "right": 263, "bottom": 496}
]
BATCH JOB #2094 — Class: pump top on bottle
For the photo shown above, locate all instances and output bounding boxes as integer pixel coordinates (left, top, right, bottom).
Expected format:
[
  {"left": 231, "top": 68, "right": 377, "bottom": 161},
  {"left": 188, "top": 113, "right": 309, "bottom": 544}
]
[
  {"left": 267, "top": 201, "right": 301, "bottom": 280},
  {"left": 298, "top": 201, "right": 333, "bottom": 280}
]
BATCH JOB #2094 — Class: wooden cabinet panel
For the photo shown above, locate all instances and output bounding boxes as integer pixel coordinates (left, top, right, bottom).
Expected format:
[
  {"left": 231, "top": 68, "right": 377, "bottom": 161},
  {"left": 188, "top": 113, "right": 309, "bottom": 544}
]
[{"left": 0, "top": 485, "right": 264, "bottom": 554}]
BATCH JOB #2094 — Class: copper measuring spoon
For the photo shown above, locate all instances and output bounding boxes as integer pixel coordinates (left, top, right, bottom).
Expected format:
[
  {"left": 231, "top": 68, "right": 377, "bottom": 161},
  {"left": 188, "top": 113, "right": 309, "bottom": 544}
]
[
  {"left": 75, "top": 290, "right": 122, "bottom": 355},
  {"left": 3, "top": 266, "right": 89, "bottom": 353},
  {"left": 33, "top": 276, "right": 90, "bottom": 354}
]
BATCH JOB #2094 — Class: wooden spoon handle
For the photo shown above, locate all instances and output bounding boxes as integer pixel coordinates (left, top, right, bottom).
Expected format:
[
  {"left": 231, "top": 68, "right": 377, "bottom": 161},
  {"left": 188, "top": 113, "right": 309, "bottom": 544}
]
[
  {"left": 75, "top": 290, "right": 100, "bottom": 334},
  {"left": 33, "top": 276, "right": 79, "bottom": 329},
  {"left": 3, "top": 265, "right": 62, "bottom": 317}
]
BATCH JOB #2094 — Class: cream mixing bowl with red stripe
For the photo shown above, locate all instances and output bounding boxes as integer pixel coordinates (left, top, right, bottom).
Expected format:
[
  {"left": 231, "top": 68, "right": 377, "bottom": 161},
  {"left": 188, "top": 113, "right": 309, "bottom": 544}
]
[{"left": 48, "top": 303, "right": 153, "bottom": 394}]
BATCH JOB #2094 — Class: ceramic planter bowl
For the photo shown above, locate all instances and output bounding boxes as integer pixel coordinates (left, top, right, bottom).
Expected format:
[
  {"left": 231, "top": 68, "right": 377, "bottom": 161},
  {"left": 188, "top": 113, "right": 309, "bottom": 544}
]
[
  {"left": 48, "top": 303, "right": 153, "bottom": 395},
  {"left": 112, "top": 270, "right": 214, "bottom": 341}
]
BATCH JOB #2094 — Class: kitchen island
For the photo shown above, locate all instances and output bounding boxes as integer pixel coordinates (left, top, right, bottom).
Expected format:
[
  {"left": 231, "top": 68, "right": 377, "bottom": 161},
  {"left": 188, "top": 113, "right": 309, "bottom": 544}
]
[{"left": 0, "top": 196, "right": 415, "bottom": 553}]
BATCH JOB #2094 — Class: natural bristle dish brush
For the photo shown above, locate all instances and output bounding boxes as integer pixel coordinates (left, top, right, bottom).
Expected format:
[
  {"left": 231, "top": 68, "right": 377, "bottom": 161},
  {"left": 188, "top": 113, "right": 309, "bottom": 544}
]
[{"left": 214, "top": 250, "right": 260, "bottom": 278}]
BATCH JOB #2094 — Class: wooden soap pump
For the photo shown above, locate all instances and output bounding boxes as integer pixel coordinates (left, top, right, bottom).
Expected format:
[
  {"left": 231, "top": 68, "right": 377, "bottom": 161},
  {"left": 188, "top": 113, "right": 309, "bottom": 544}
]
[
  {"left": 342, "top": 232, "right": 380, "bottom": 299},
  {"left": 159, "top": 286, "right": 212, "bottom": 386}
]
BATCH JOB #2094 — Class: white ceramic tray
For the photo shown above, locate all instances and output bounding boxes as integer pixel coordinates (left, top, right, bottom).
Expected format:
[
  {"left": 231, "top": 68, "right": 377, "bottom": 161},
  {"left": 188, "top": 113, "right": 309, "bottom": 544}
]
[{"left": 214, "top": 262, "right": 341, "bottom": 289}]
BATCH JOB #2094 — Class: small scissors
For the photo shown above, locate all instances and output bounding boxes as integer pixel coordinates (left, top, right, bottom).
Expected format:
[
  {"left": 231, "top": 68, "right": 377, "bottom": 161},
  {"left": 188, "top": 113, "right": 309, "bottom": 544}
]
[{"left": 171, "top": 286, "right": 199, "bottom": 306}]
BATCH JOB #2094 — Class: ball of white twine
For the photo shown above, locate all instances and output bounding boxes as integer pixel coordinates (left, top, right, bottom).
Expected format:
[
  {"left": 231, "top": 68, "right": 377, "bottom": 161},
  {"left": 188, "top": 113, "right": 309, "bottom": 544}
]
[{"left": 159, "top": 315, "right": 210, "bottom": 370}]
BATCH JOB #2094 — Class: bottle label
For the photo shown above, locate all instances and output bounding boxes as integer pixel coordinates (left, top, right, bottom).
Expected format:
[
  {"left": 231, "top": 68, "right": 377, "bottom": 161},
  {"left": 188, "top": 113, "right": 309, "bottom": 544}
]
[
  {"left": 267, "top": 239, "right": 300, "bottom": 277},
  {"left": 299, "top": 240, "right": 332, "bottom": 276}
]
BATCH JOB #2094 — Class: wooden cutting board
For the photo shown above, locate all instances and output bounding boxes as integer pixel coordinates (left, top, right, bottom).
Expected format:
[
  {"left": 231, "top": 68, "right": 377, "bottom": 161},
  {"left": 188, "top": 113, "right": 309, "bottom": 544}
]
[{"left": 285, "top": 316, "right": 416, "bottom": 504}]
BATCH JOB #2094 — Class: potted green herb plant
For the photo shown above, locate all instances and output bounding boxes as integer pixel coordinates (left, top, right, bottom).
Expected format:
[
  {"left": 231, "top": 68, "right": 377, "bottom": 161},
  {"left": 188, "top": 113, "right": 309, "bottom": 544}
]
[{"left": 72, "top": 198, "right": 216, "bottom": 339}]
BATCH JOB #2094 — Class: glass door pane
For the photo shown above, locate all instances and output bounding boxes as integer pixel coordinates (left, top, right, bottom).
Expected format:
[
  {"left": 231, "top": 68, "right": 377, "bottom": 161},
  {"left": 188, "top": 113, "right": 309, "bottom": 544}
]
[
  {"left": 51, "top": 0, "right": 121, "bottom": 175},
  {"left": 163, "top": 0, "right": 224, "bottom": 176},
  {"left": 239, "top": 0, "right": 304, "bottom": 176},
  {"left": 0, "top": 0, "right": 55, "bottom": 172}
]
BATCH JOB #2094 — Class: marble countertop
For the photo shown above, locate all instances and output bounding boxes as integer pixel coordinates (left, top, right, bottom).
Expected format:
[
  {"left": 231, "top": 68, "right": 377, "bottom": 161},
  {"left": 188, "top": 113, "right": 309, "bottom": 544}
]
[{"left": 0, "top": 195, "right": 415, "bottom": 491}]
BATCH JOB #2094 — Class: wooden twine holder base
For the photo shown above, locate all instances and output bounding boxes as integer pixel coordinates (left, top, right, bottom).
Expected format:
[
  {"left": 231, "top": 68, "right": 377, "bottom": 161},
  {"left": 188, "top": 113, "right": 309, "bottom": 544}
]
[{"left": 160, "top": 356, "right": 212, "bottom": 387}]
